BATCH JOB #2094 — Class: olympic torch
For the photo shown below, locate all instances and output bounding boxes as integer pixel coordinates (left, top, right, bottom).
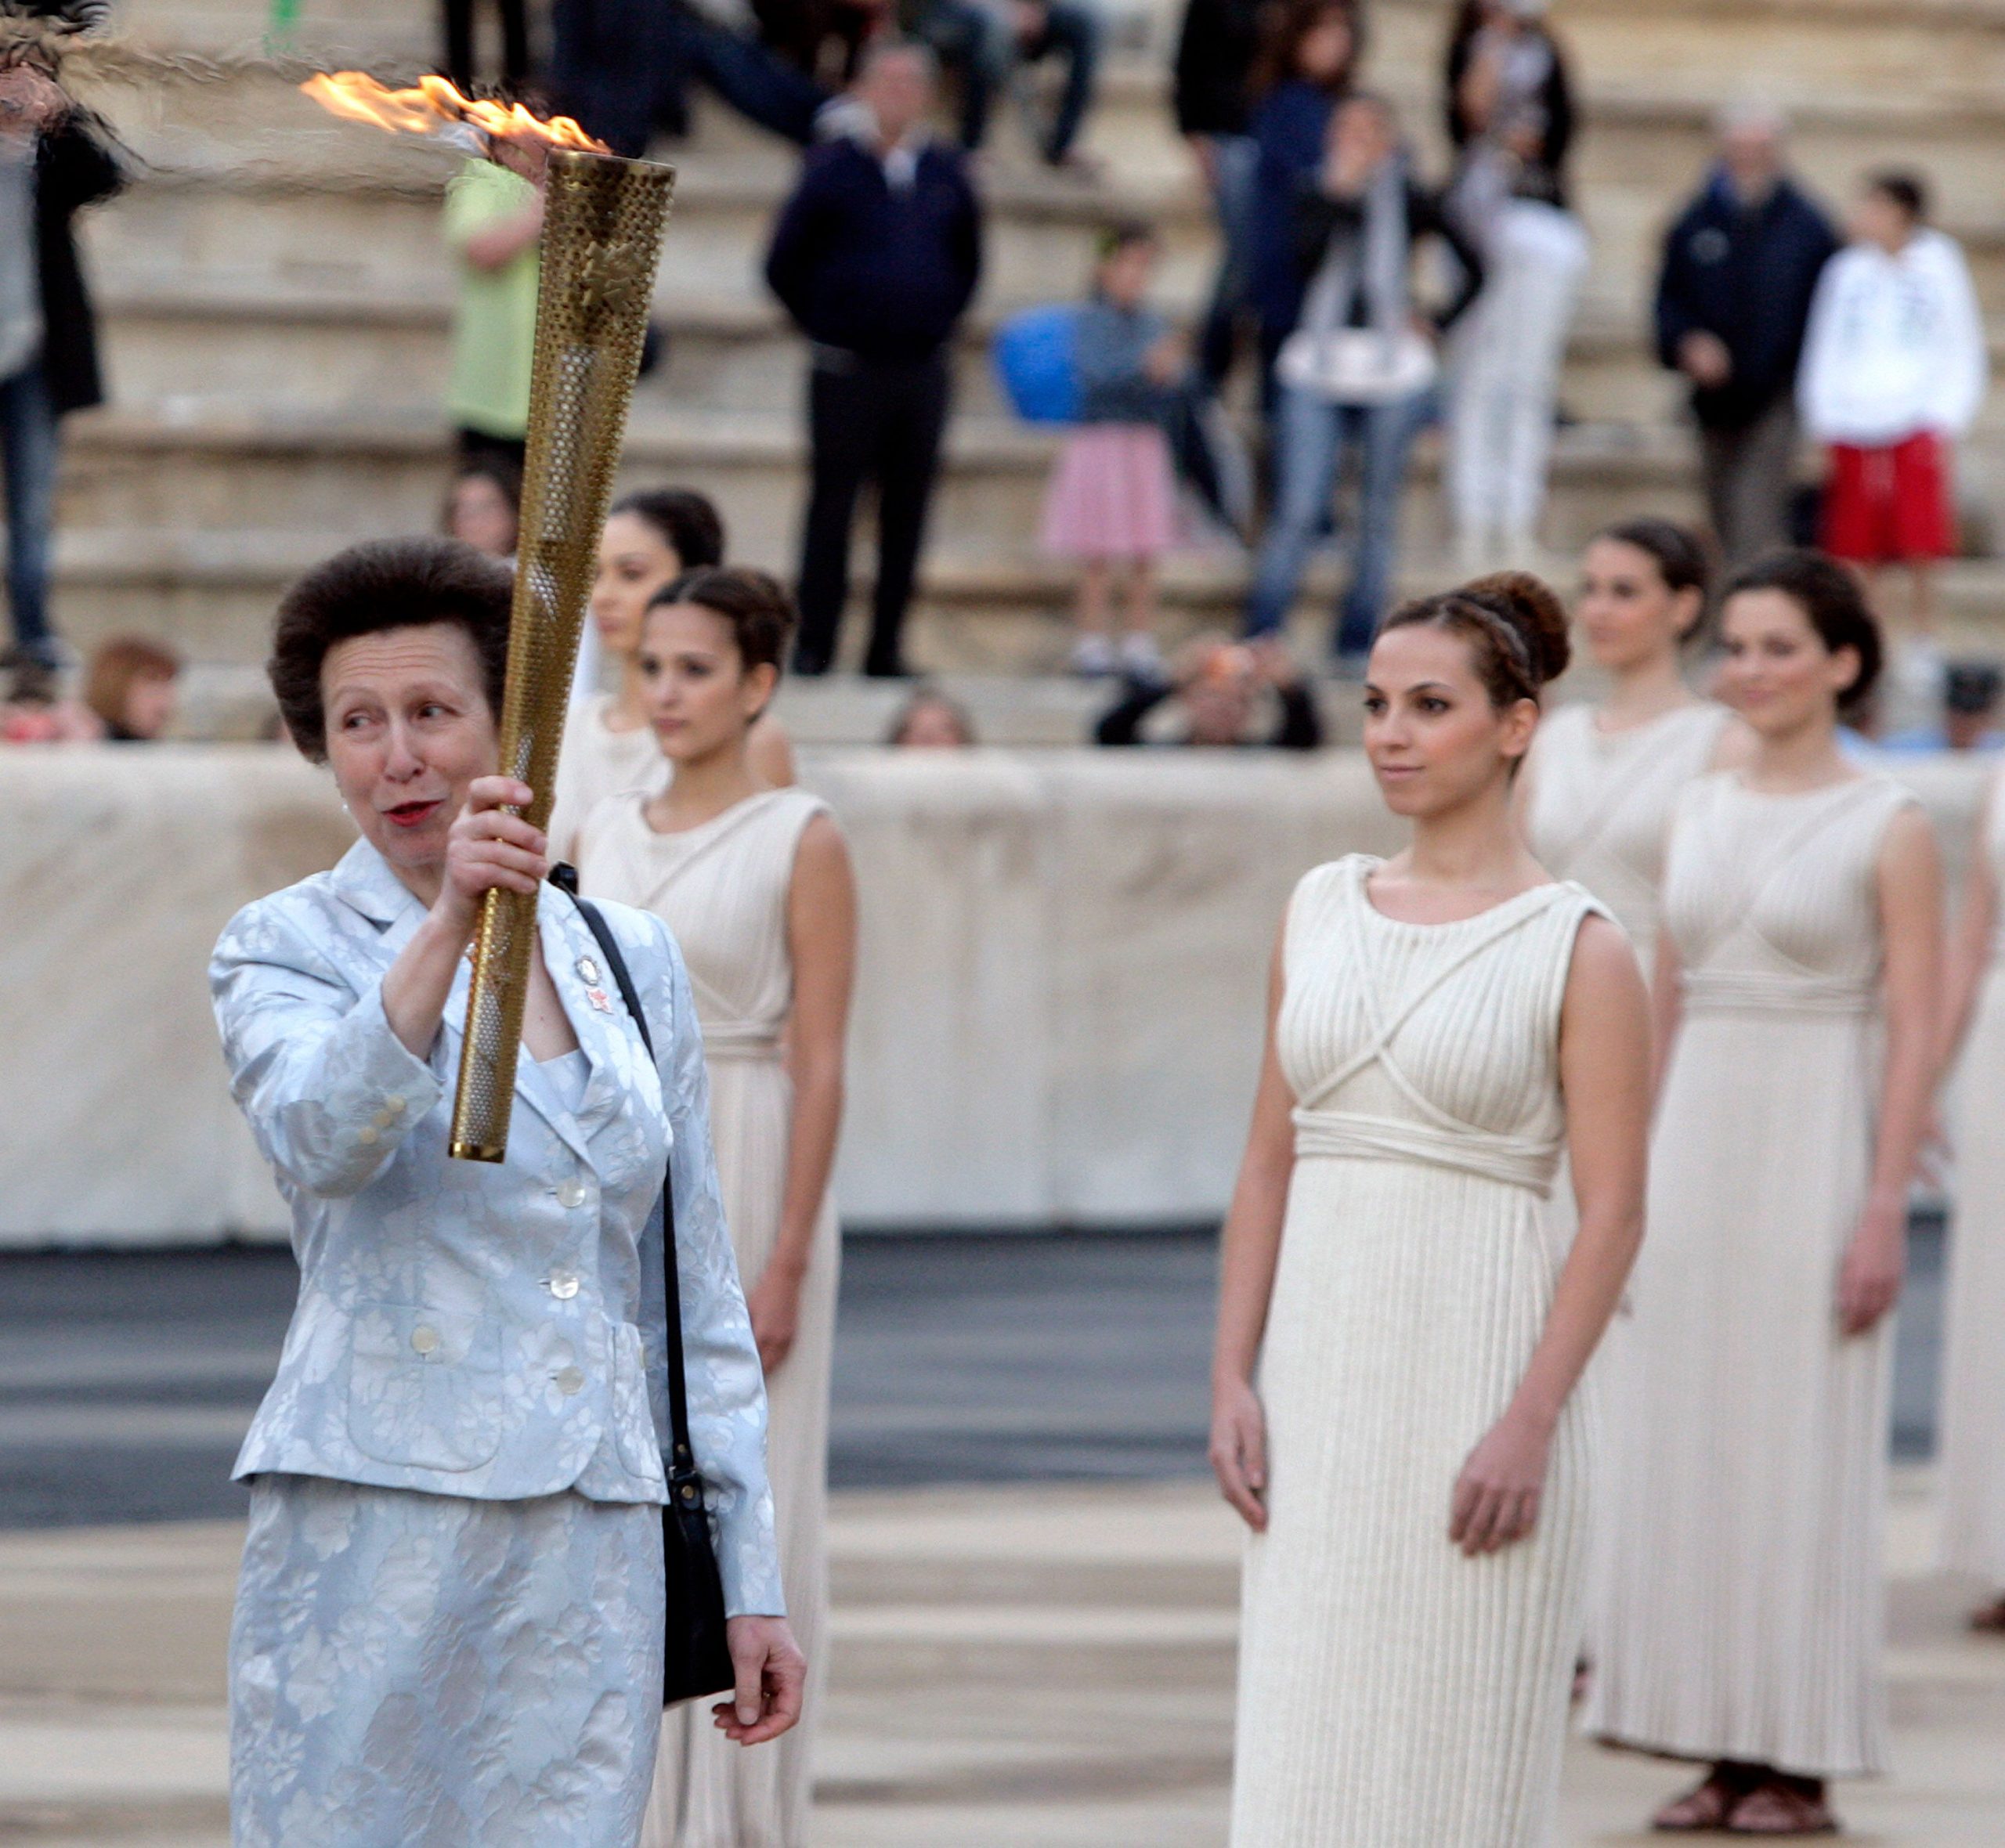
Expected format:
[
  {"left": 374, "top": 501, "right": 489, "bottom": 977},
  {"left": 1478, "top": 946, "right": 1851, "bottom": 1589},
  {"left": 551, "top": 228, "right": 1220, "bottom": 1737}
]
[
  {"left": 450, "top": 147, "right": 673, "bottom": 1160},
  {"left": 299, "top": 77, "right": 674, "bottom": 1160}
]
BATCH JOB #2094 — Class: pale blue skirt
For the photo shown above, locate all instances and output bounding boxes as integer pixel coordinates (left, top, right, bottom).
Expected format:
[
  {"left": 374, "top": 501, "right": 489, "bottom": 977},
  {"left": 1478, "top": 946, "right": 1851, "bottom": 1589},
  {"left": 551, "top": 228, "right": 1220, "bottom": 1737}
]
[{"left": 230, "top": 1474, "right": 664, "bottom": 1847}]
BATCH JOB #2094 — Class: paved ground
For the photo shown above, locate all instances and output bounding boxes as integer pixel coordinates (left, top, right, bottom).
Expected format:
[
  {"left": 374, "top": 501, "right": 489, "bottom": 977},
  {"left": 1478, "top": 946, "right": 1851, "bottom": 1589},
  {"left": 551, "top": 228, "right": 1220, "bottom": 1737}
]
[
  {"left": 2, "top": 1475, "right": 2001, "bottom": 1847},
  {"left": 0, "top": 1228, "right": 1985, "bottom": 1845},
  {"left": 0, "top": 1222, "right": 1947, "bottom": 1527}
]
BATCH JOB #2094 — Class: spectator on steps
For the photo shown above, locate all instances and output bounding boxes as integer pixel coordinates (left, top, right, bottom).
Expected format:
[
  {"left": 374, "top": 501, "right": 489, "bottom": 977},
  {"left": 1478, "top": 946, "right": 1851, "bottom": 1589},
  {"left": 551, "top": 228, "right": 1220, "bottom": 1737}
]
[
  {"left": 766, "top": 41, "right": 982, "bottom": 679},
  {"left": 1441, "top": 0, "right": 1587, "bottom": 570},
  {"left": 886, "top": 682, "right": 977, "bottom": 745},
  {"left": 1655, "top": 102, "right": 1839, "bottom": 565},
  {"left": 1174, "top": 0, "right": 1269, "bottom": 389},
  {"left": 551, "top": 0, "right": 831, "bottom": 154},
  {"left": 907, "top": 0, "right": 1104, "bottom": 171},
  {"left": 1094, "top": 635, "right": 1324, "bottom": 749},
  {"left": 754, "top": 0, "right": 892, "bottom": 90},
  {"left": 443, "top": 456, "right": 522, "bottom": 563},
  {"left": 84, "top": 635, "right": 180, "bottom": 742},
  {"left": 1039, "top": 221, "right": 1188, "bottom": 683},
  {"left": 1797, "top": 170, "right": 1985, "bottom": 647},
  {"left": 441, "top": 0, "right": 530, "bottom": 92},
  {"left": 0, "top": 59, "right": 118, "bottom": 704},
  {"left": 1245, "top": 90, "right": 1484, "bottom": 668},
  {"left": 443, "top": 143, "right": 542, "bottom": 475},
  {"left": 1879, "top": 659, "right": 2003, "bottom": 754},
  {"left": 1245, "top": 0, "right": 1360, "bottom": 379}
]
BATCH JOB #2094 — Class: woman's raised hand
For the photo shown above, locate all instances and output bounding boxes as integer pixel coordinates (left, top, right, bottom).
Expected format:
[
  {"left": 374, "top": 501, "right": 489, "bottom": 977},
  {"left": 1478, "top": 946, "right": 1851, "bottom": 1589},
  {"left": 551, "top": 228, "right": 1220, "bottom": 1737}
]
[
  {"left": 439, "top": 777, "right": 547, "bottom": 932},
  {"left": 1210, "top": 1374, "right": 1270, "bottom": 1531}
]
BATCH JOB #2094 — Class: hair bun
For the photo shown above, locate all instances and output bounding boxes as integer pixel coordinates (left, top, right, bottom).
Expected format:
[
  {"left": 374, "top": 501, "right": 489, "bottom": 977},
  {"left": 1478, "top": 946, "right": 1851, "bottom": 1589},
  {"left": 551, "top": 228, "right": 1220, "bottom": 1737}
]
[{"left": 1461, "top": 570, "right": 1570, "bottom": 691}]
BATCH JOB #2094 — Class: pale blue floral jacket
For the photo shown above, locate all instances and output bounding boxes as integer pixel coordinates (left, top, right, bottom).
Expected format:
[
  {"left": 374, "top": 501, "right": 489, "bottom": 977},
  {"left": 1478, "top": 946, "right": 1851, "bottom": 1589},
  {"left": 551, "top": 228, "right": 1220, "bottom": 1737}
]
[{"left": 210, "top": 838, "right": 783, "bottom": 1617}]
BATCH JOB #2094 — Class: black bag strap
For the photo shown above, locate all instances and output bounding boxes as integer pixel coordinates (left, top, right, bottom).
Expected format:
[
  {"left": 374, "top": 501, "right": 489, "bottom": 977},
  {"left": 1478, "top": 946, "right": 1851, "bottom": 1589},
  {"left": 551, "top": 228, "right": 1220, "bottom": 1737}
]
[{"left": 551, "top": 868, "right": 703, "bottom": 1494}]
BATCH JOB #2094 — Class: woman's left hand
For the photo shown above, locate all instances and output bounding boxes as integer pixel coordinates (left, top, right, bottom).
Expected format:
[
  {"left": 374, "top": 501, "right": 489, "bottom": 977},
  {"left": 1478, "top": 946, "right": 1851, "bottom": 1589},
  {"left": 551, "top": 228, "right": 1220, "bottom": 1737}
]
[
  {"left": 1837, "top": 1192, "right": 1907, "bottom": 1336},
  {"left": 746, "top": 1263, "right": 804, "bottom": 1377},
  {"left": 1450, "top": 1407, "right": 1552, "bottom": 1557},
  {"left": 712, "top": 1615, "right": 807, "bottom": 1745}
]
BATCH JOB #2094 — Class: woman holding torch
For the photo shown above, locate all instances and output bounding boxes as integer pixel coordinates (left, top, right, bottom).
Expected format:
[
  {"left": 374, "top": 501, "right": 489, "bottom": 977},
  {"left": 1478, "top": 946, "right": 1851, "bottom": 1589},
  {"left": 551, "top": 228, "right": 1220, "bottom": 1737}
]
[{"left": 211, "top": 536, "right": 803, "bottom": 1846}]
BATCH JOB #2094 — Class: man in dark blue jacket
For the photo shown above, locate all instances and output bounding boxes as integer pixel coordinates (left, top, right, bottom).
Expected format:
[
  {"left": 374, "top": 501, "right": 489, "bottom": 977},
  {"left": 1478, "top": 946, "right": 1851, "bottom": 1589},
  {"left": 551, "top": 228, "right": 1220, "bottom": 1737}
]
[
  {"left": 1655, "top": 105, "right": 1839, "bottom": 563},
  {"left": 765, "top": 42, "right": 982, "bottom": 677}
]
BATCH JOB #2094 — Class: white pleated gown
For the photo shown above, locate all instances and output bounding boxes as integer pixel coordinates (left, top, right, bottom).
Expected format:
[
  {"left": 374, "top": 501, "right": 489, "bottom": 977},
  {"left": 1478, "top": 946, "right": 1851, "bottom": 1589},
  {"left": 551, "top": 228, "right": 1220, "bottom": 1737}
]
[
  {"left": 1522, "top": 700, "right": 1729, "bottom": 1648},
  {"left": 550, "top": 695, "right": 670, "bottom": 864},
  {"left": 1585, "top": 772, "right": 1916, "bottom": 1779},
  {"left": 580, "top": 787, "right": 840, "bottom": 1848},
  {"left": 1523, "top": 701, "right": 1729, "bottom": 974},
  {"left": 1941, "top": 768, "right": 2005, "bottom": 1591},
  {"left": 1231, "top": 857, "right": 1607, "bottom": 1848}
]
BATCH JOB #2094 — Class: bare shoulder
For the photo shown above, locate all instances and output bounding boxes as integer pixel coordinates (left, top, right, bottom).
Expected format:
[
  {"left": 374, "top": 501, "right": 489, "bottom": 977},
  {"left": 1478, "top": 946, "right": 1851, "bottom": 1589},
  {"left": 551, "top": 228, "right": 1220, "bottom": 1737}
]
[
  {"left": 1877, "top": 796, "right": 1942, "bottom": 875},
  {"left": 793, "top": 807, "right": 851, "bottom": 872},
  {"left": 1564, "top": 910, "right": 1649, "bottom": 1009}
]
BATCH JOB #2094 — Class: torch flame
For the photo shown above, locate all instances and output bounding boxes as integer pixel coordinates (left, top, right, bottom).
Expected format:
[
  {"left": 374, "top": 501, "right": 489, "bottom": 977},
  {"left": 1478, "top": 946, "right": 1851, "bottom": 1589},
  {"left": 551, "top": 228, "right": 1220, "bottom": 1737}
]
[{"left": 301, "top": 71, "right": 606, "bottom": 153}]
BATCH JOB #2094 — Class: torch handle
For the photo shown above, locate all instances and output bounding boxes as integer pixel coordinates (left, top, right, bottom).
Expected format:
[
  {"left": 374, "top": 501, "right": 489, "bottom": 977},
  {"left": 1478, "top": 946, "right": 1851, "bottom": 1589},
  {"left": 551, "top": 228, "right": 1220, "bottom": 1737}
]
[
  {"left": 449, "top": 879, "right": 540, "bottom": 1164},
  {"left": 446, "top": 147, "right": 675, "bottom": 1164}
]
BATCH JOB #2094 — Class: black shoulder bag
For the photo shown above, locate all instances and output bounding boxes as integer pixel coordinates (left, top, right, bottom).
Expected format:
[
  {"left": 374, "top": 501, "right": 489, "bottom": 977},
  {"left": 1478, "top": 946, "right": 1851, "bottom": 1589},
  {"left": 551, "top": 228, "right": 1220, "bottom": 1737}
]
[{"left": 557, "top": 876, "right": 736, "bottom": 1708}]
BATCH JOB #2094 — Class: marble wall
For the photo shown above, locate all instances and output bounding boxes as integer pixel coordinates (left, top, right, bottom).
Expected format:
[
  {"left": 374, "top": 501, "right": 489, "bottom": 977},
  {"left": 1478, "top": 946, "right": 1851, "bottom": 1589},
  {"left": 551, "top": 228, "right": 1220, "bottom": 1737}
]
[{"left": 0, "top": 745, "right": 1984, "bottom": 1246}]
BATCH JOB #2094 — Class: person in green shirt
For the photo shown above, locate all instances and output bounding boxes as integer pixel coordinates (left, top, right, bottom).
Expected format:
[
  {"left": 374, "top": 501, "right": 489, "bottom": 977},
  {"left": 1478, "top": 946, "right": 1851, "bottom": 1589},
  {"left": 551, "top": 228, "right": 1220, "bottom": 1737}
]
[{"left": 443, "top": 150, "right": 543, "bottom": 470}]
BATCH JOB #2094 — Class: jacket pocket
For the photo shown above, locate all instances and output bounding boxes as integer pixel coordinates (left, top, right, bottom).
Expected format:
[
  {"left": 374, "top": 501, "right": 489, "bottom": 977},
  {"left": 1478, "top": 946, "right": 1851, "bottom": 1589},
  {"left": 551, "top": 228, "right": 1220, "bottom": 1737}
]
[{"left": 346, "top": 1299, "right": 504, "bottom": 1472}]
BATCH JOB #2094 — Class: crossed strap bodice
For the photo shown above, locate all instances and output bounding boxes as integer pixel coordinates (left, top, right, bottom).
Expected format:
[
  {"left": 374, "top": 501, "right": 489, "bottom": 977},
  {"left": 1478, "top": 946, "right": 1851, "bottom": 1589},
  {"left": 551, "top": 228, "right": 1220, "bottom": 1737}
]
[
  {"left": 1671, "top": 778, "right": 1896, "bottom": 1022},
  {"left": 1289, "top": 883, "right": 1575, "bottom": 1196}
]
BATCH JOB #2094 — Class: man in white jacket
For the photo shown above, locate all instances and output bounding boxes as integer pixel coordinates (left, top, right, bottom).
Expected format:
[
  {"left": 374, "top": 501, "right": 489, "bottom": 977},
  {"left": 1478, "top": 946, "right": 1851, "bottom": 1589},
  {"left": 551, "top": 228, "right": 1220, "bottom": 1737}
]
[{"left": 1797, "top": 171, "right": 1987, "bottom": 643}]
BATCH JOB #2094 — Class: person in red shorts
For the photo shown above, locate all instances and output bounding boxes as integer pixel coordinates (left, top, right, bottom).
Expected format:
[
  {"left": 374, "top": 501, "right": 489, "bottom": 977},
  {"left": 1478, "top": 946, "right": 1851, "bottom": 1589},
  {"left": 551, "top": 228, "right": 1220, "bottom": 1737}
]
[{"left": 1798, "top": 171, "right": 1987, "bottom": 651}]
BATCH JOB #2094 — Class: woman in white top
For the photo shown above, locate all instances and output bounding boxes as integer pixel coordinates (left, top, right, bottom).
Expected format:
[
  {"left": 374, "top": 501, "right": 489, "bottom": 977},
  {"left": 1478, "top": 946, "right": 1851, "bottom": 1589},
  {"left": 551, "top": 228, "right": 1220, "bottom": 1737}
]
[
  {"left": 1931, "top": 767, "right": 2005, "bottom": 1633},
  {"left": 1586, "top": 550, "right": 1942, "bottom": 1835},
  {"left": 550, "top": 489, "right": 796, "bottom": 861},
  {"left": 1212, "top": 572, "right": 1651, "bottom": 1846},
  {"left": 577, "top": 568, "right": 855, "bottom": 1848},
  {"left": 1521, "top": 519, "right": 1750, "bottom": 974}
]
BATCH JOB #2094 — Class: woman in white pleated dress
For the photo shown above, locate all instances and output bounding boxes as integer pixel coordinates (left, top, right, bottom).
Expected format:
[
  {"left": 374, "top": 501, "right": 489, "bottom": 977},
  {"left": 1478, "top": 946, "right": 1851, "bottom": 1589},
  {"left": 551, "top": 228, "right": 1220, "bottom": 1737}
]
[
  {"left": 1931, "top": 764, "right": 2005, "bottom": 1633},
  {"left": 549, "top": 490, "right": 795, "bottom": 863},
  {"left": 1212, "top": 572, "right": 1653, "bottom": 1846},
  {"left": 576, "top": 568, "right": 855, "bottom": 1848},
  {"left": 1522, "top": 519, "right": 1750, "bottom": 973},
  {"left": 1586, "top": 551, "right": 1942, "bottom": 1835}
]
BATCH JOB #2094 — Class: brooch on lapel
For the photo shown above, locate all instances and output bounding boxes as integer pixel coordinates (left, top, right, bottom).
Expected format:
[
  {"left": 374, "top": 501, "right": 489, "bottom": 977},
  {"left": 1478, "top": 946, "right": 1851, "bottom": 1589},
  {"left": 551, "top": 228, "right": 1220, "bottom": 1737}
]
[{"left": 577, "top": 954, "right": 615, "bottom": 1013}]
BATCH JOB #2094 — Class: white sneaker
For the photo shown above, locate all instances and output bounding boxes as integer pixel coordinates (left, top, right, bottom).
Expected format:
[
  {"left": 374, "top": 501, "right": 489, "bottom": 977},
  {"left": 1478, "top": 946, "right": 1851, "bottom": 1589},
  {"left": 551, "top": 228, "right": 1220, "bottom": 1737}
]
[
  {"left": 1118, "top": 632, "right": 1165, "bottom": 681},
  {"left": 1069, "top": 633, "right": 1118, "bottom": 677}
]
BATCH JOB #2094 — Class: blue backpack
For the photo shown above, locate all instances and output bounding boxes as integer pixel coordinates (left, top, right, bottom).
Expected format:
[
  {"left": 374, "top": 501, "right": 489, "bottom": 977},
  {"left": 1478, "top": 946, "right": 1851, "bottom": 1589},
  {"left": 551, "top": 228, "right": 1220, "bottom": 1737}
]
[{"left": 992, "top": 303, "right": 1082, "bottom": 425}]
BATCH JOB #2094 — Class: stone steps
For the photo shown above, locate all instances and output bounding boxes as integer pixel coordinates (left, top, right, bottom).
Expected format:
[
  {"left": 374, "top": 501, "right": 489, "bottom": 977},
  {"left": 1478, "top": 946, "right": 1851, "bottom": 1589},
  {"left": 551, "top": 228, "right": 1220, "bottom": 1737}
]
[
  {"left": 42, "top": 0, "right": 2005, "bottom": 688},
  {"left": 90, "top": 273, "right": 2005, "bottom": 439}
]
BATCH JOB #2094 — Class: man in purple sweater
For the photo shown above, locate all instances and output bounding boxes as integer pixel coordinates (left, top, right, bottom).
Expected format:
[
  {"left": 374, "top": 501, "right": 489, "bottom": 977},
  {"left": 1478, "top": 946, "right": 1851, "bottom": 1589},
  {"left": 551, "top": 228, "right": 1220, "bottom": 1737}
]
[{"left": 764, "top": 42, "right": 983, "bottom": 677}]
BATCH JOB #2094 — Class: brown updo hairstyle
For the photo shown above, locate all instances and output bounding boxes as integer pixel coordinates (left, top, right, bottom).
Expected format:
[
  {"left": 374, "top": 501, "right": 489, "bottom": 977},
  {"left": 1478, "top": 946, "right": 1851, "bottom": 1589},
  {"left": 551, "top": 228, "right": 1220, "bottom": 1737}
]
[
  {"left": 646, "top": 565, "right": 798, "bottom": 715},
  {"left": 1379, "top": 570, "right": 1572, "bottom": 710},
  {"left": 269, "top": 536, "right": 514, "bottom": 763},
  {"left": 1592, "top": 517, "right": 1714, "bottom": 643},
  {"left": 1721, "top": 547, "right": 1884, "bottom": 716}
]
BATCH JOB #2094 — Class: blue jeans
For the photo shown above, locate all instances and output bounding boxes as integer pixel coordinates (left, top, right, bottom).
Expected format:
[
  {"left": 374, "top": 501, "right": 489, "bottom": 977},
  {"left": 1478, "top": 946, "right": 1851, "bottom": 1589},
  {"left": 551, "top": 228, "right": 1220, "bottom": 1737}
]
[
  {"left": 1245, "top": 383, "right": 1433, "bottom": 658},
  {"left": 1198, "top": 134, "right": 1259, "bottom": 388},
  {"left": 0, "top": 360, "right": 58, "bottom": 666},
  {"left": 917, "top": 0, "right": 1101, "bottom": 161}
]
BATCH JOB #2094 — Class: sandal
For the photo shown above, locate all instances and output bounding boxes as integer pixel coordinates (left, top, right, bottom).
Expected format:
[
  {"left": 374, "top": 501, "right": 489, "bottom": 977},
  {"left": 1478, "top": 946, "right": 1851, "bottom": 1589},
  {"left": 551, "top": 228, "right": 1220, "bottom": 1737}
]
[
  {"left": 1725, "top": 1779, "right": 1838, "bottom": 1835},
  {"left": 1653, "top": 1767, "right": 1748, "bottom": 1832}
]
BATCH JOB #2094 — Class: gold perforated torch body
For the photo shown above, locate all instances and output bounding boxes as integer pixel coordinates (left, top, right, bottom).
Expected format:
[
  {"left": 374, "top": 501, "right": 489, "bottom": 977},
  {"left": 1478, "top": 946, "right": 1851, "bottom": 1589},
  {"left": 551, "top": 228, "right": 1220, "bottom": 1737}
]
[{"left": 450, "top": 148, "right": 675, "bottom": 1162}]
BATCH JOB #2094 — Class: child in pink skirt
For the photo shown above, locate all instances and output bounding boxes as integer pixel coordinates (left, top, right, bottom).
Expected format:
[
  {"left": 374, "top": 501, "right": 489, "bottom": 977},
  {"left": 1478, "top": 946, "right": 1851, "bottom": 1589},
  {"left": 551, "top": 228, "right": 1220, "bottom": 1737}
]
[{"left": 1040, "top": 222, "right": 1187, "bottom": 678}]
